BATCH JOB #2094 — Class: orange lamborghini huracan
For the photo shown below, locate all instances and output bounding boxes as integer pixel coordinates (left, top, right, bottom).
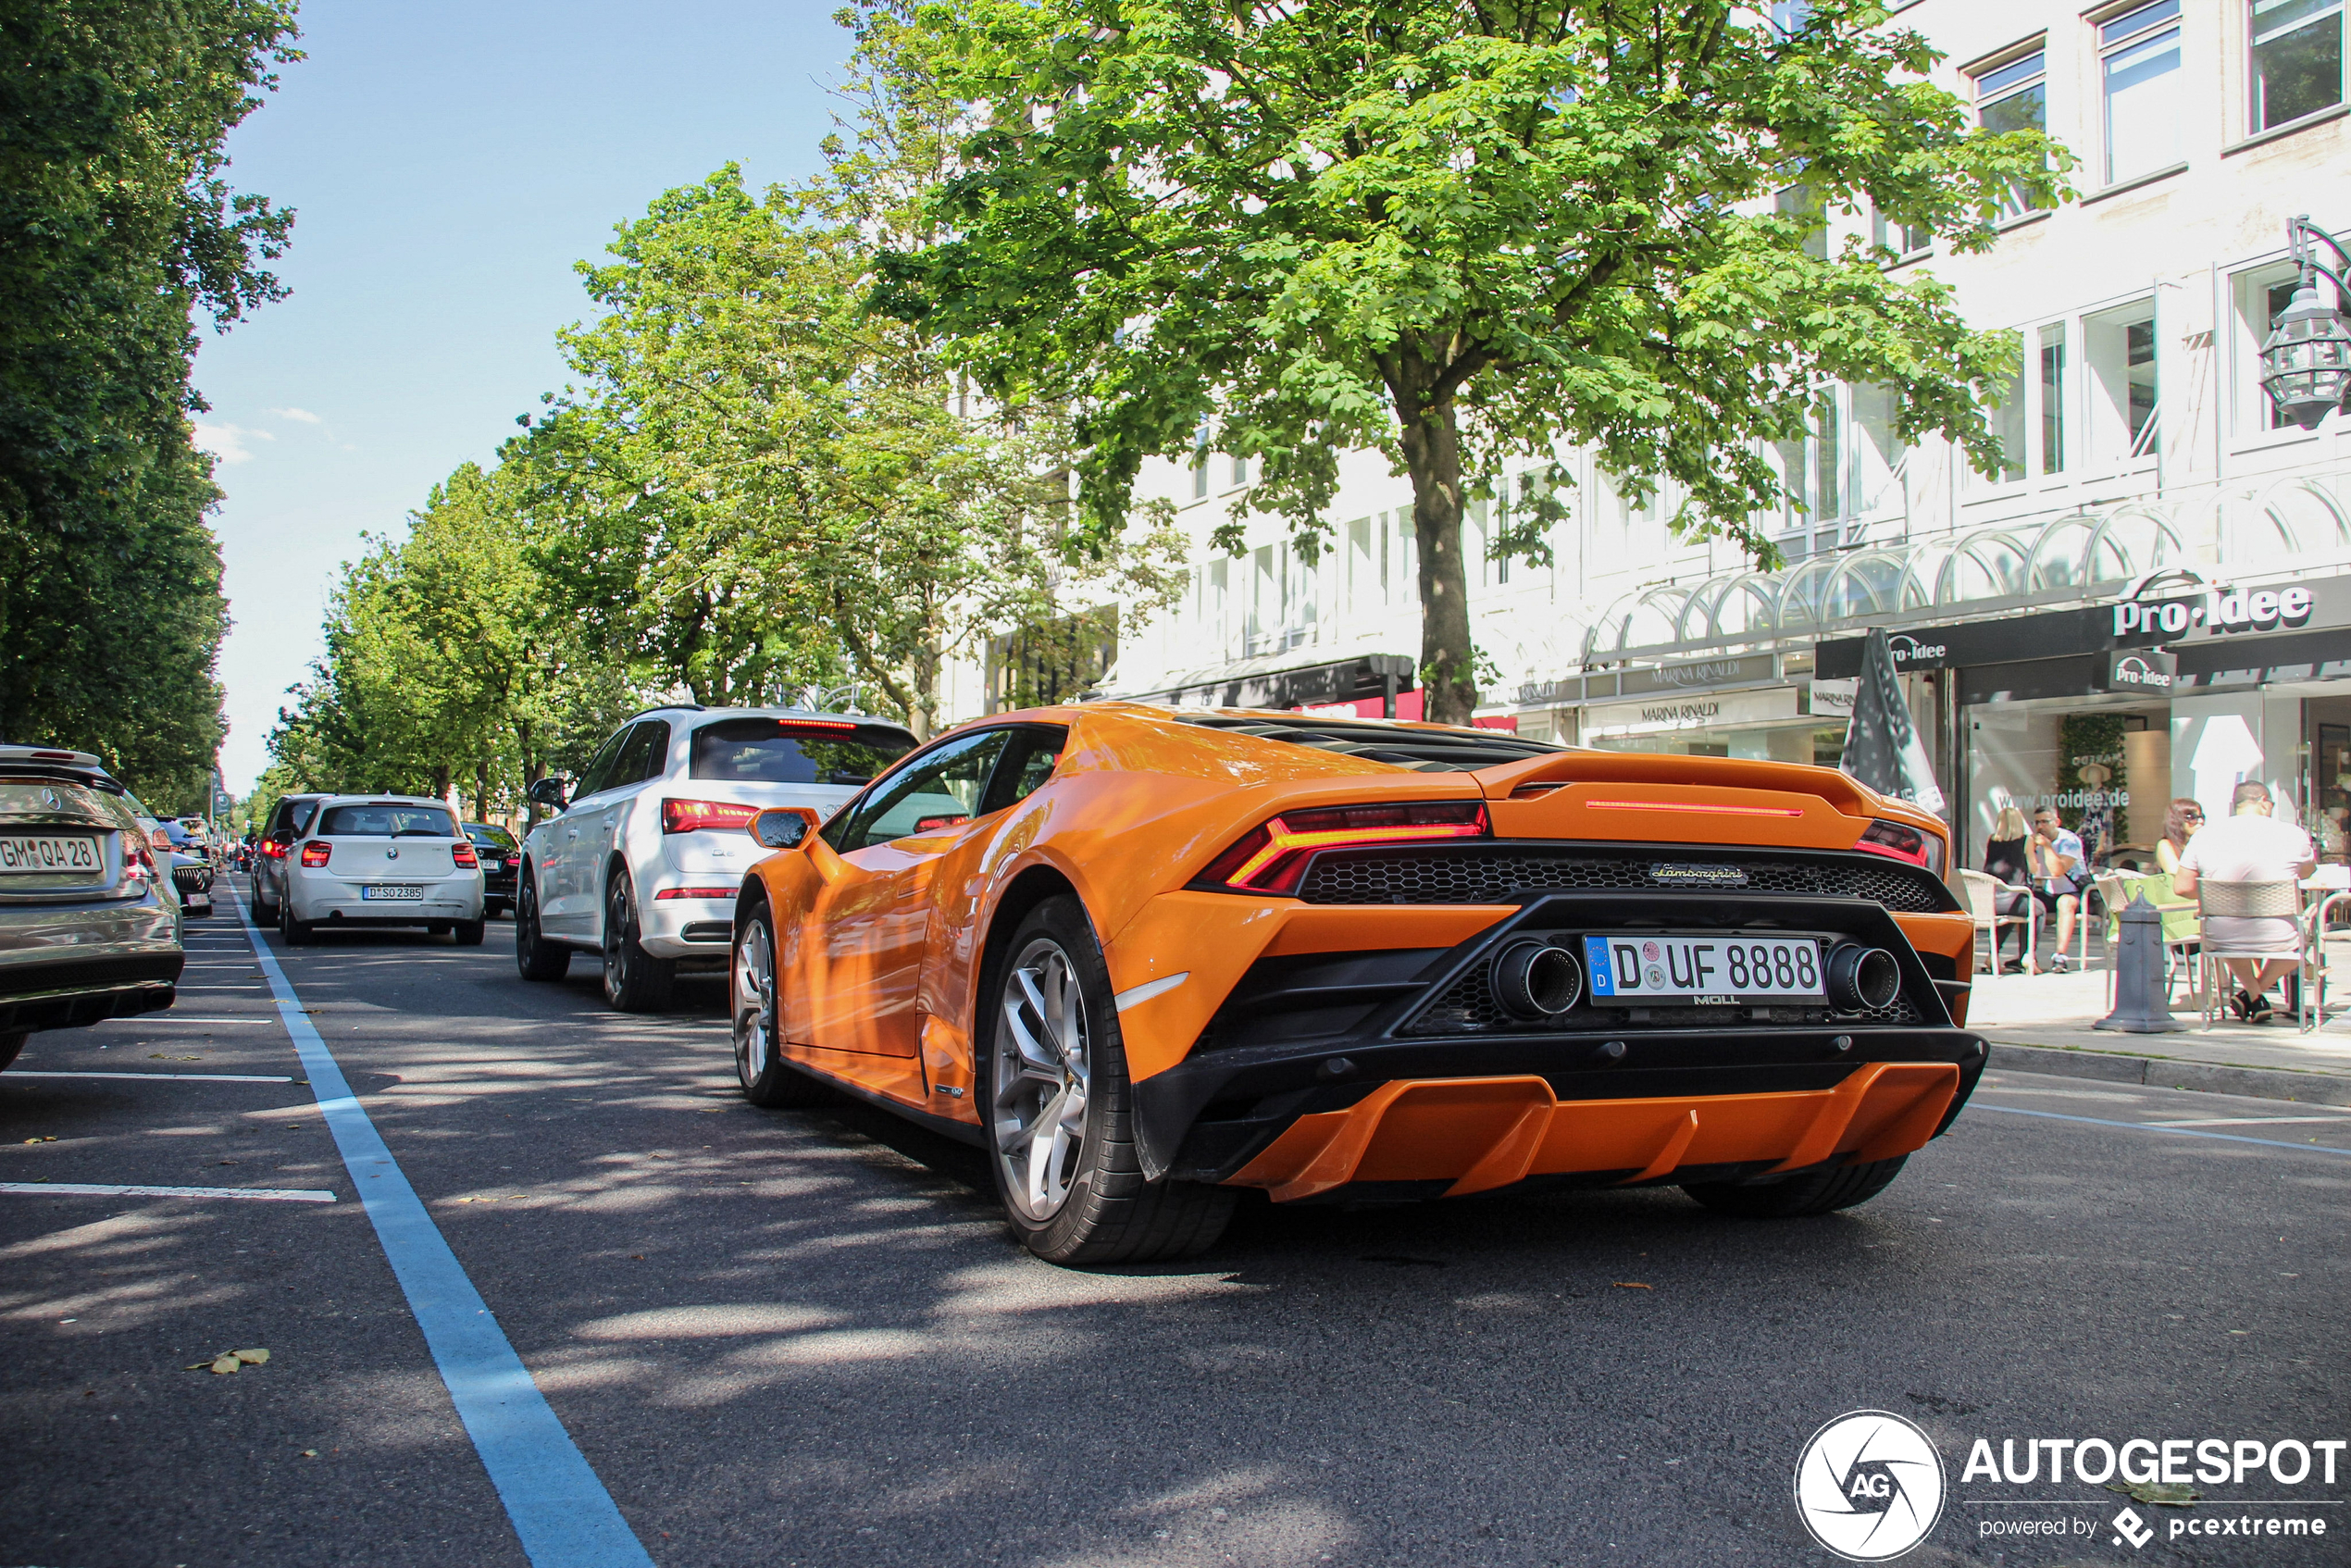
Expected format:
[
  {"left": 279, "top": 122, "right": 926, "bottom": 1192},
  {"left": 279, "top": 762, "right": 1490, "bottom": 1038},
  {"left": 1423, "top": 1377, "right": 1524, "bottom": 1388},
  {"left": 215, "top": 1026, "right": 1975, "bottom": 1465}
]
[{"left": 727, "top": 705, "right": 1983, "bottom": 1265}]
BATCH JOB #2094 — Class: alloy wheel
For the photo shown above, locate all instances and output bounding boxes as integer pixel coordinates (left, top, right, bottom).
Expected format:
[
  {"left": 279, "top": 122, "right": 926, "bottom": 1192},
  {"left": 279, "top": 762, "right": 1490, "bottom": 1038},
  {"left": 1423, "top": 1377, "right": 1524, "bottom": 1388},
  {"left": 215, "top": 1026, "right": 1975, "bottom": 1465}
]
[
  {"left": 602, "top": 882, "right": 628, "bottom": 1002},
  {"left": 991, "top": 936, "right": 1092, "bottom": 1222},
  {"left": 734, "top": 916, "right": 775, "bottom": 1090}
]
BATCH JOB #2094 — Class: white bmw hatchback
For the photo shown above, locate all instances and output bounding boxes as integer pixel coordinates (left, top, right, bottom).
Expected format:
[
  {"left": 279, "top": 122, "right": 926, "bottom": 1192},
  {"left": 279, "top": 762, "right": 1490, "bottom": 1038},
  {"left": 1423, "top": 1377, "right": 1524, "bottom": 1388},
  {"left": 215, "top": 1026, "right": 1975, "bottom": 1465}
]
[
  {"left": 279, "top": 795, "right": 486, "bottom": 945},
  {"left": 515, "top": 706, "right": 917, "bottom": 1011}
]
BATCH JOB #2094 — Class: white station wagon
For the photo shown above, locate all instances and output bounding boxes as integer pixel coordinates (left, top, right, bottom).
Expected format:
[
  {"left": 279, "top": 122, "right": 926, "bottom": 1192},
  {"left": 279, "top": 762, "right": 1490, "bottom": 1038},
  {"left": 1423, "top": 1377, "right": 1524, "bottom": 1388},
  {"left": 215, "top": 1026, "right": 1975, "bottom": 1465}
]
[{"left": 278, "top": 795, "right": 486, "bottom": 944}]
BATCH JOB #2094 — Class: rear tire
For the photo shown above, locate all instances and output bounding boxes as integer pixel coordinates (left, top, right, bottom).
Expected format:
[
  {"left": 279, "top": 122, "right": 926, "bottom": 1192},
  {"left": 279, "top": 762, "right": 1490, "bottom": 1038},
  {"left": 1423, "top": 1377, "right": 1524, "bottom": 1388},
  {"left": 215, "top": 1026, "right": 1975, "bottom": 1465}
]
[
  {"left": 251, "top": 873, "right": 274, "bottom": 921},
  {"left": 515, "top": 874, "right": 570, "bottom": 981},
  {"left": 452, "top": 918, "right": 486, "bottom": 947},
  {"left": 1681, "top": 1155, "right": 1909, "bottom": 1218},
  {"left": 0, "top": 1031, "right": 26, "bottom": 1073},
  {"left": 279, "top": 890, "right": 312, "bottom": 946},
  {"left": 732, "top": 906, "right": 831, "bottom": 1108},
  {"left": 602, "top": 875, "right": 675, "bottom": 1013},
  {"left": 981, "top": 896, "right": 1234, "bottom": 1265}
]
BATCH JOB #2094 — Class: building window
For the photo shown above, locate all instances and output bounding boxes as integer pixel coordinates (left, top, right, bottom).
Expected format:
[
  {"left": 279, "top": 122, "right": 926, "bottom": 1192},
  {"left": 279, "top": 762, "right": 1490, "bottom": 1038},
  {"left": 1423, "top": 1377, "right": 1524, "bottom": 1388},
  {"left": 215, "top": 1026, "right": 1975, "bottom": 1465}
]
[
  {"left": 2084, "top": 301, "right": 2159, "bottom": 458},
  {"left": 1775, "top": 383, "right": 1907, "bottom": 532},
  {"left": 2101, "top": 1, "right": 2183, "bottom": 184},
  {"left": 1973, "top": 48, "right": 2049, "bottom": 216},
  {"left": 1990, "top": 356, "right": 2029, "bottom": 483},
  {"left": 1776, "top": 184, "right": 1828, "bottom": 259},
  {"left": 1229, "top": 454, "right": 1250, "bottom": 489},
  {"left": 1872, "top": 205, "right": 1931, "bottom": 261},
  {"left": 1191, "top": 451, "right": 1209, "bottom": 500},
  {"left": 986, "top": 607, "right": 1118, "bottom": 712},
  {"left": 2250, "top": 0, "right": 2345, "bottom": 132},
  {"left": 2038, "top": 323, "right": 2069, "bottom": 474}
]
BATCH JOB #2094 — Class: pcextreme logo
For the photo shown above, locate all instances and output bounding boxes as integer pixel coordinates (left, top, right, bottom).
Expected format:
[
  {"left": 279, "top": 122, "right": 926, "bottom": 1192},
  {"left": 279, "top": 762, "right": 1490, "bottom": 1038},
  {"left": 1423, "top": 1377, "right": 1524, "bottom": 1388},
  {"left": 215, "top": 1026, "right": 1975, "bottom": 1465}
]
[{"left": 1794, "top": 1411, "right": 1948, "bottom": 1562}]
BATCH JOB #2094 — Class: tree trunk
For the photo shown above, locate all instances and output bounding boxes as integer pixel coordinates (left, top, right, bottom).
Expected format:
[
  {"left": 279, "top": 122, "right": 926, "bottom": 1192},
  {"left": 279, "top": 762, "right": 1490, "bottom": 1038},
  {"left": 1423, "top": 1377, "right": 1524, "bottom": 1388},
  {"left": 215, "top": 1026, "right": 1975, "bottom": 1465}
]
[
  {"left": 912, "top": 630, "right": 942, "bottom": 741},
  {"left": 475, "top": 757, "right": 490, "bottom": 824},
  {"left": 431, "top": 762, "right": 454, "bottom": 813},
  {"left": 1397, "top": 390, "right": 1479, "bottom": 727}
]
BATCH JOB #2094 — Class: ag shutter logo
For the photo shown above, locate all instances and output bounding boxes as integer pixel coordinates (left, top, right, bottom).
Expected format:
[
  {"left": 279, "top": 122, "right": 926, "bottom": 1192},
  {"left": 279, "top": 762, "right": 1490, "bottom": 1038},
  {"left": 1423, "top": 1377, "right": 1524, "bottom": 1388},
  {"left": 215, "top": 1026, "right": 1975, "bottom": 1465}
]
[{"left": 1795, "top": 1411, "right": 1948, "bottom": 1562}]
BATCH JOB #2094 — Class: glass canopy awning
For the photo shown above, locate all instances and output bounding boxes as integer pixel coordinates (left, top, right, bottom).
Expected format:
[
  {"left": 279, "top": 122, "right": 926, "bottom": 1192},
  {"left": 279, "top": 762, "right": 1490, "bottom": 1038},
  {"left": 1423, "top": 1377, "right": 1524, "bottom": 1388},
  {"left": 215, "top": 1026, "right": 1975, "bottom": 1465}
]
[{"left": 1579, "top": 476, "right": 2351, "bottom": 666}]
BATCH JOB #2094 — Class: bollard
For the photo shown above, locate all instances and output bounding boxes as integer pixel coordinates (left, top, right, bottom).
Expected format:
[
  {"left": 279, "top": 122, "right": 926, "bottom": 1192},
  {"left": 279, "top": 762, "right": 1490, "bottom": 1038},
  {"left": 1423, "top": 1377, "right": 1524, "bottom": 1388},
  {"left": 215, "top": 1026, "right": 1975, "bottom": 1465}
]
[{"left": 2094, "top": 891, "right": 2182, "bottom": 1034}]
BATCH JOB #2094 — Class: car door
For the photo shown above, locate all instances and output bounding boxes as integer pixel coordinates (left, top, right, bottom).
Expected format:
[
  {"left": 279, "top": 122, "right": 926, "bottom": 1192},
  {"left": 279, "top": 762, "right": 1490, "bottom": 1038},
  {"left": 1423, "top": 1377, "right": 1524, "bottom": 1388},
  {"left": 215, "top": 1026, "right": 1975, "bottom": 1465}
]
[
  {"left": 583, "top": 718, "right": 666, "bottom": 942},
  {"left": 795, "top": 728, "right": 1014, "bottom": 1057},
  {"left": 541, "top": 725, "right": 631, "bottom": 935}
]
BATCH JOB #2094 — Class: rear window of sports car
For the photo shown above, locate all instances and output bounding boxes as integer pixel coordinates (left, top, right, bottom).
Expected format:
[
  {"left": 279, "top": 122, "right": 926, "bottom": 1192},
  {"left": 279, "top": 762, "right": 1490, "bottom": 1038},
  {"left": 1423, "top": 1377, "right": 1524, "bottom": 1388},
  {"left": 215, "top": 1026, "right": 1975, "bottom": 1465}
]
[{"left": 690, "top": 718, "right": 916, "bottom": 787}]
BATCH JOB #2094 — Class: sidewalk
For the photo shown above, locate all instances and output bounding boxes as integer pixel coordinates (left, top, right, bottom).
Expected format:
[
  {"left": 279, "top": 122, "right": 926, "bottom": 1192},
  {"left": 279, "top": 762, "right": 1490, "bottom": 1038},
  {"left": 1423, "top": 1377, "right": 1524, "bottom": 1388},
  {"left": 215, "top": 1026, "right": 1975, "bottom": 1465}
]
[{"left": 1962, "top": 961, "right": 2351, "bottom": 1107}]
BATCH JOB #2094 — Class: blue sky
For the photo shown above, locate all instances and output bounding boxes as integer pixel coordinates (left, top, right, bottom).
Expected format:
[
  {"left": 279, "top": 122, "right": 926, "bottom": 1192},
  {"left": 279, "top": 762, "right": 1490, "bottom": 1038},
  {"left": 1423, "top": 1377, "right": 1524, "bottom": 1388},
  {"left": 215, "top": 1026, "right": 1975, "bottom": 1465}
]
[{"left": 193, "top": 1, "right": 857, "bottom": 790}]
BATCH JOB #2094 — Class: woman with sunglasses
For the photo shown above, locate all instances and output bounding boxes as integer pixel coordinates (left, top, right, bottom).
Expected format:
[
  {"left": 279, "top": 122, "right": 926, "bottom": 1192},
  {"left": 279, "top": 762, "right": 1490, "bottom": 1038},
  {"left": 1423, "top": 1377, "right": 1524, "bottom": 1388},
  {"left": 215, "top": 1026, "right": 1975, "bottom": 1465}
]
[{"left": 2157, "top": 798, "right": 2205, "bottom": 877}]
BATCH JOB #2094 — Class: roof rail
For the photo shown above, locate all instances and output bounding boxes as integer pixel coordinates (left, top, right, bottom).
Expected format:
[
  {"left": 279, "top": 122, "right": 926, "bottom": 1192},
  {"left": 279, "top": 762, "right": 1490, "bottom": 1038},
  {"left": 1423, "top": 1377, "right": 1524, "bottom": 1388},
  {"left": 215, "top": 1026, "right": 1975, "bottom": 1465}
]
[{"left": 622, "top": 703, "right": 706, "bottom": 723}]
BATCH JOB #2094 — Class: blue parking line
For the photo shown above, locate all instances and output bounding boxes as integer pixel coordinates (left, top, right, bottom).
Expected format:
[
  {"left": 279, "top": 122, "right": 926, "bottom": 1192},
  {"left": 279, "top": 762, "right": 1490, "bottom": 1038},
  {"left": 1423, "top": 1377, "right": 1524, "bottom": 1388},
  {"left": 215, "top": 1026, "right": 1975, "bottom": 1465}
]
[
  {"left": 231, "top": 896, "right": 654, "bottom": 1567},
  {"left": 1973, "top": 1102, "right": 2351, "bottom": 1156}
]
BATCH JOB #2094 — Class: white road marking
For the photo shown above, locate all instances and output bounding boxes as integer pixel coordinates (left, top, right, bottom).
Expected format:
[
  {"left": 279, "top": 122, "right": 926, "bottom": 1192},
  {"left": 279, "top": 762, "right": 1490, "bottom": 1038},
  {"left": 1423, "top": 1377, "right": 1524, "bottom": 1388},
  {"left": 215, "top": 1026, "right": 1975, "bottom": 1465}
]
[
  {"left": 0, "top": 1181, "right": 333, "bottom": 1201},
  {"left": 8, "top": 1070, "right": 294, "bottom": 1083},
  {"left": 2149, "top": 1115, "right": 2351, "bottom": 1126}
]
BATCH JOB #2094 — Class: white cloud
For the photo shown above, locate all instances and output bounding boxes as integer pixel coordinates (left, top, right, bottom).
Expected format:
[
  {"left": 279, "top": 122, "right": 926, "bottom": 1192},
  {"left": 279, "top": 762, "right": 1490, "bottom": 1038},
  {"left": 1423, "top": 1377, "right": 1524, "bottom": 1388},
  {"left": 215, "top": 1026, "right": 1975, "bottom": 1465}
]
[
  {"left": 193, "top": 422, "right": 275, "bottom": 465},
  {"left": 268, "top": 406, "right": 324, "bottom": 425}
]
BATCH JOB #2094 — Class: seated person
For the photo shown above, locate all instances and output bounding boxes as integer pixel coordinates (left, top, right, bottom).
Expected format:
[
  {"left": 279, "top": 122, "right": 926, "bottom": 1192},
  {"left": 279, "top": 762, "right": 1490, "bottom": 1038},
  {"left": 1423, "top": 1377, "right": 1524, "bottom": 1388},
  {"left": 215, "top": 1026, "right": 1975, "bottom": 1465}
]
[
  {"left": 1983, "top": 806, "right": 2034, "bottom": 973},
  {"left": 2174, "top": 781, "right": 2319, "bottom": 1023},
  {"left": 2027, "top": 807, "right": 2085, "bottom": 973},
  {"left": 2155, "top": 797, "right": 2203, "bottom": 877}
]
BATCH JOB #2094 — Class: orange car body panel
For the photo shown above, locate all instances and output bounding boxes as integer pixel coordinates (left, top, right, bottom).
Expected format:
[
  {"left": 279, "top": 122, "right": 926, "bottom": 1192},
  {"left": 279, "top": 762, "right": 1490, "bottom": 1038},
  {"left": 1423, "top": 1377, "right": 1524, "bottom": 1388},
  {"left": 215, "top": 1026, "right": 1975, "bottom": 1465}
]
[
  {"left": 740, "top": 702, "right": 1977, "bottom": 1189},
  {"left": 1229, "top": 1064, "right": 1961, "bottom": 1202}
]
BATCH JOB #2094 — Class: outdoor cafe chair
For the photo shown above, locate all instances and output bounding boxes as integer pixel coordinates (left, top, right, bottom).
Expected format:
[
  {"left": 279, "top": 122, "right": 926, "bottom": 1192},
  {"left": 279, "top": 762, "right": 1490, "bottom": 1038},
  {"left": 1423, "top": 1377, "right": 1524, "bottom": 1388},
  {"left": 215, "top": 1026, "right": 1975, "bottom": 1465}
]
[
  {"left": 2096, "top": 870, "right": 2202, "bottom": 1010},
  {"left": 2299, "top": 889, "right": 2351, "bottom": 1034},
  {"left": 2194, "top": 879, "right": 2308, "bottom": 1025},
  {"left": 1958, "top": 868, "right": 2034, "bottom": 980}
]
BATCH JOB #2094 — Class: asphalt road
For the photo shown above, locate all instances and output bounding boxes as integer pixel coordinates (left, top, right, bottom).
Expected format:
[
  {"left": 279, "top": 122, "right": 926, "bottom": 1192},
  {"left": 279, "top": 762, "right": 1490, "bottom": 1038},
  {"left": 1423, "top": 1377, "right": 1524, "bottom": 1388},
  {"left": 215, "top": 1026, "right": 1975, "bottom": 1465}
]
[{"left": 4, "top": 875, "right": 2345, "bottom": 1568}]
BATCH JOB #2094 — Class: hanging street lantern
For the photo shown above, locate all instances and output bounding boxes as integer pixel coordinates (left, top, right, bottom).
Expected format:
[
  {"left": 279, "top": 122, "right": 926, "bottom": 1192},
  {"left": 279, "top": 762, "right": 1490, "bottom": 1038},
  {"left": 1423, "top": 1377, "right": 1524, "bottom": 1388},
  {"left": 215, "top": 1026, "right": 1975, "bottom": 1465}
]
[{"left": 2258, "top": 214, "right": 2351, "bottom": 431}]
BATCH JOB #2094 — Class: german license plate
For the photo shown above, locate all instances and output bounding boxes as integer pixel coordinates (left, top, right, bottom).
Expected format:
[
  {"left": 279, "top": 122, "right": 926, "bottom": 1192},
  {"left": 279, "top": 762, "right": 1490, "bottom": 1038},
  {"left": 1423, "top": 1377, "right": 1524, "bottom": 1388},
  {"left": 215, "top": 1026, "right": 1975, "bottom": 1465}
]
[
  {"left": 0, "top": 834, "right": 99, "bottom": 874},
  {"left": 360, "top": 884, "right": 426, "bottom": 902},
  {"left": 1584, "top": 934, "right": 1825, "bottom": 1004}
]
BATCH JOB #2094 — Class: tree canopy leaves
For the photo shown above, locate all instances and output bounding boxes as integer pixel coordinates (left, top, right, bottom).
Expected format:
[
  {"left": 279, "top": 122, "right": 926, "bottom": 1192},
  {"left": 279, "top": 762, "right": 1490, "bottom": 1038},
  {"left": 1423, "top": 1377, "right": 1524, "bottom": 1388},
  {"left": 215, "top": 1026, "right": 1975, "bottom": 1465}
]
[
  {"left": 0, "top": 0, "right": 299, "bottom": 806},
  {"left": 873, "top": 0, "right": 2069, "bottom": 719}
]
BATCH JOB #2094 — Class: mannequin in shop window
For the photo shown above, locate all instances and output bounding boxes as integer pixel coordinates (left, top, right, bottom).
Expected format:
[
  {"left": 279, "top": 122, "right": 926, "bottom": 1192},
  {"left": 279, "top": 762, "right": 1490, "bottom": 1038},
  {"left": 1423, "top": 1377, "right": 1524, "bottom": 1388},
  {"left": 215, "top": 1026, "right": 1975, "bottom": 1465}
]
[{"left": 1984, "top": 806, "right": 2034, "bottom": 974}]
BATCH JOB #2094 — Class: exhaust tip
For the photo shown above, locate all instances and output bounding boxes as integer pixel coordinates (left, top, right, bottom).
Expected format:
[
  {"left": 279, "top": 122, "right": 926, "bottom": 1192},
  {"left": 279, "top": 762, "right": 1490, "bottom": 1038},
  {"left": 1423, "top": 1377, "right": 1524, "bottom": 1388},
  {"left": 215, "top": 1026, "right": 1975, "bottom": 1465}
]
[
  {"left": 1491, "top": 940, "right": 1584, "bottom": 1019},
  {"left": 1825, "top": 944, "right": 1901, "bottom": 1012}
]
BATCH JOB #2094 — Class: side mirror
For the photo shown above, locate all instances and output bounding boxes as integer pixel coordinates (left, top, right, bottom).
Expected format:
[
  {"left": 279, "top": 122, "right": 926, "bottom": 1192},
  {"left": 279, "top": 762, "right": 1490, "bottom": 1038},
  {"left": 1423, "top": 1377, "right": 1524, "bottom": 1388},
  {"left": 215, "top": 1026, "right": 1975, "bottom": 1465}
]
[
  {"left": 528, "top": 776, "right": 567, "bottom": 813},
  {"left": 748, "top": 809, "right": 810, "bottom": 850}
]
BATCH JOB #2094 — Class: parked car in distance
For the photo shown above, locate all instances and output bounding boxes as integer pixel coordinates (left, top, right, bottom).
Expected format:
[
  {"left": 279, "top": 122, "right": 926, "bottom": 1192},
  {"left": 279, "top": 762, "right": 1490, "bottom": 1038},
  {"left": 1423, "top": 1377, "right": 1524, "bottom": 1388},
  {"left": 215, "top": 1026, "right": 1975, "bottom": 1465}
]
[
  {"left": 251, "top": 792, "right": 330, "bottom": 922},
  {"left": 516, "top": 706, "right": 918, "bottom": 1012},
  {"left": 463, "top": 822, "right": 519, "bottom": 918},
  {"left": 0, "top": 746, "right": 183, "bottom": 1072},
  {"left": 278, "top": 795, "right": 485, "bottom": 945}
]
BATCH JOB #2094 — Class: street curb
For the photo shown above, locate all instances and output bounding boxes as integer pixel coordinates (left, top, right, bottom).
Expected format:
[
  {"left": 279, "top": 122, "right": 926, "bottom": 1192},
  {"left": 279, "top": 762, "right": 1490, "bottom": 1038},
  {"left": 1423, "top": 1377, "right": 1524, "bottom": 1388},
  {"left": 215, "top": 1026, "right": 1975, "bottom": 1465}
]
[{"left": 1984, "top": 1039, "right": 2351, "bottom": 1107}]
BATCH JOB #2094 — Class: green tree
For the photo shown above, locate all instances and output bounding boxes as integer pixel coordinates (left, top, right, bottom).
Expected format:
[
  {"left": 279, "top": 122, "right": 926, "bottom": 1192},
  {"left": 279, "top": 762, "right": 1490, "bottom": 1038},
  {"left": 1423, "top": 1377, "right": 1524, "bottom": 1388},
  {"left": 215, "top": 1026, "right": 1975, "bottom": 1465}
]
[
  {"left": 874, "top": 0, "right": 2067, "bottom": 722},
  {"left": 266, "top": 461, "right": 634, "bottom": 822},
  {"left": 0, "top": 0, "right": 297, "bottom": 791},
  {"left": 515, "top": 166, "right": 1178, "bottom": 738}
]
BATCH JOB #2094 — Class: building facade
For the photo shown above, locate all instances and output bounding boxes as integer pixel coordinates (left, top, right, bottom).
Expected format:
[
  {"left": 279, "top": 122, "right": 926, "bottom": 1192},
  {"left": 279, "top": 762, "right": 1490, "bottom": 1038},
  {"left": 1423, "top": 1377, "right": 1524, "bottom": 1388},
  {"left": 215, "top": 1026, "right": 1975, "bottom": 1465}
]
[{"left": 976, "top": 0, "right": 2351, "bottom": 871}]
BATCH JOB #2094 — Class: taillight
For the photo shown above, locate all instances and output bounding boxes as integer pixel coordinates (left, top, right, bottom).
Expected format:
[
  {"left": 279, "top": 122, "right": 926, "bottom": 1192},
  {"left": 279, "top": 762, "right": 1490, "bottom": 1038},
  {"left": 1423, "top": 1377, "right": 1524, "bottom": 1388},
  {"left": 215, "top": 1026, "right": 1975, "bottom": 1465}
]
[
  {"left": 662, "top": 798, "right": 759, "bottom": 834},
  {"left": 653, "top": 886, "right": 739, "bottom": 900},
  {"left": 122, "top": 839, "right": 155, "bottom": 882},
  {"left": 261, "top": 840, "right": 286, "bottom": 859},
  {"left": 452, "top": 841, "right": 478, "bottom": 868},
  {"left": 148, "top": 827, "right": 171, "bottom": 852},
  {"left": 1196, "top": 801, "right": 1489, "bottom": 894},
  {"left": 1854, "top": 818, "right": 1942, "bottom": 873},
  {"left": 300, "top": 840, "right": 332, "bottom": 868}
]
